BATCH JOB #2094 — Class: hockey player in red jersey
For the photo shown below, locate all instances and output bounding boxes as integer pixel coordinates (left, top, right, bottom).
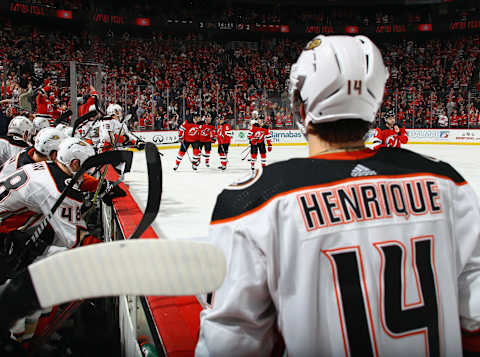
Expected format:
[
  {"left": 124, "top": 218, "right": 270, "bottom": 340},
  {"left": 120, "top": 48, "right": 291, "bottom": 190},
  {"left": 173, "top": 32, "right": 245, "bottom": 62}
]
[
  {"left": 0, "top": 116, "right": 34, "bottom": 165},
  {"left": 174, "top": 115, "right": 201, "bottom": 171},
  {"left": 248, "top": 114, "right": 272, "bottom": 170},
  {"left": 216, "top": 115, "right": 232, "bottom": 170},
  {"left": 197, "top": 114, "right": 216, "bottom": 168},
  {"left": 372, "top": 110, "right": 408, "bottom": 149},
  {"left": 197, "top": 35, "right": 480, "bottom": 357}
]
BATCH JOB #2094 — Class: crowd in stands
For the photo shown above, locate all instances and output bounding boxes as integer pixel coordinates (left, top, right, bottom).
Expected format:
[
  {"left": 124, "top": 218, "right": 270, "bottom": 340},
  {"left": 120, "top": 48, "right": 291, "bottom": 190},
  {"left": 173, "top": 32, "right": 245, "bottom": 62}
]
[{"left": 0, "top": 16, "right": 479, "bottom": 132}]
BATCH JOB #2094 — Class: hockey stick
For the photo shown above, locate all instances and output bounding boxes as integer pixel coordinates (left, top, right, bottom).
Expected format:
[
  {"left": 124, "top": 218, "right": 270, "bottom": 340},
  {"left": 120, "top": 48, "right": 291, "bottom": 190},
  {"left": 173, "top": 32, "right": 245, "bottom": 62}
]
[
  {"left": 71, "top": 110, "right": 98, "bottom": 137},
  {"left": 180, "top": 141, "right": 193, "bottom": 164},
  {"left": 0, "top": 239, "right": 226, "bottom": 330},
  {"left": 241, "top": 144, "right": 251, "bottom": 161},
  {"left": 28, "top": 143, "right": 161, "bottom": 347},
  {"left": 53, "top": 109, "right": 73, "bottom": 126},
  {"left": 27, "top": 150, "right": 133, "bottom": 246},
  {"left": 129, "top": 142, "right": 162, "bottom": 239}
]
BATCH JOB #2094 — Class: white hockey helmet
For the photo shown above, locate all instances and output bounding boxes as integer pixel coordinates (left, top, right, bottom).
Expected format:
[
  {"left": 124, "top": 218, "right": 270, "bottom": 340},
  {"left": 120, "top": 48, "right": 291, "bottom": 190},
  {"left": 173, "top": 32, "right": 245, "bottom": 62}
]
[
  {"left": 34, "top": 127, "right": 65, "bottom": 159},
  {"left": 63, "top": 126, "right": 73, "bottom": 137},
  {"left": 57, "top": 137, "right": 95, "bottom": 170},
  {"left": 33, "top": 115, "right": 51, "bottom": 132},
  {"left": 8, "top": 116, "right": 34, "bottom": 140},
  {"left": 106, "top": 103, "right": 123, "bottom": 118},
  {"left": 252, "top": 110, "right": 259, "bottom": 118},
  {"left": 56, "top": 123, "right": 67, "bottom": 132},
  {"left": 288, "top": 35, "right": 389, "bottom": 133}
]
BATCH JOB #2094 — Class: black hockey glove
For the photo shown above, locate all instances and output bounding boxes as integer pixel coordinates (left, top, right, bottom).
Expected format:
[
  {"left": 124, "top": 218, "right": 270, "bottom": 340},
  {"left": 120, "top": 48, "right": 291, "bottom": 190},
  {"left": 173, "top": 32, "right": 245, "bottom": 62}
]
[
  {"left": 101, "top": 181, "right": 127, "bottom": 206},
  {"left": 0, "top": 227, "right": 54, "bottom": 283},
  {"left": 134, "top": 140, "right": 146, "bottom": 150},
  {"left": 0, "top": 230, "right": 30, "bottom": 270}
]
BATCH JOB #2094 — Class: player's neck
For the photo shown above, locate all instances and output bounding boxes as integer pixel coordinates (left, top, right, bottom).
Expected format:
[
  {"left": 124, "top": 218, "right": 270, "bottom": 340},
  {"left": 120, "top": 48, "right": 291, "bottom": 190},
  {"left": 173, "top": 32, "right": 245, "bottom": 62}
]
[
  {"left": 308, "top": 136, "right": 366, "bottom": 156},
  {"left": 55, "top": 161, "right": 74, "bottom": 177}
]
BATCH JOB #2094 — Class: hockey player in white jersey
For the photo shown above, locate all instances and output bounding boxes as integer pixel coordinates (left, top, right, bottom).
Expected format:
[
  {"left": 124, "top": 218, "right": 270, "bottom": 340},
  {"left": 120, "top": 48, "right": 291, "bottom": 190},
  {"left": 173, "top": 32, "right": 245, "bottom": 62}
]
[
  {"left": 99, "top": 103, "right": 143, "bottom": 151},
  {"left": 0, "top": 137, "right": 96, "bottom": 277},
  {"left": 0, "top": 116, "right": 34, "bottom": 165},
  {"left": 0, "top": 127, "right": 65, "bottom": 179},
  {"left": 196, "top": 35, "right": 480, "bottom": 357}
]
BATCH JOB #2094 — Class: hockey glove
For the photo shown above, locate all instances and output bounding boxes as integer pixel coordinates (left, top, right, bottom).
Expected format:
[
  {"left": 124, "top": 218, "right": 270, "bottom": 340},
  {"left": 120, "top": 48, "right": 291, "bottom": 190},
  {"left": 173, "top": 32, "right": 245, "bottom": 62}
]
[
  {"left": 135, "top": 140, "right": 146, "bottom": 150},
  {"left": 267, "top": 145, "right": 272, "bottom": 152},
  {"left": 0, "top": 227, "right": 54, "bottom": 283},
  {"left": 101, "top": 181, "right": 127, "bottom": 206}
]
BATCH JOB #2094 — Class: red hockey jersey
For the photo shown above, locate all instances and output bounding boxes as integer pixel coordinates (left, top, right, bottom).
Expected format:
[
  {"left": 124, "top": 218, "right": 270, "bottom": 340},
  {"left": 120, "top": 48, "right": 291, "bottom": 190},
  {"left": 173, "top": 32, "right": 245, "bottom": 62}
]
[
  {"left": 248, "top": 124, "right": 272, "bottom": 146},
  {"left": 199, "top": 123, "right": 216, "bottom": 143},
  {"left": 372, "top": 127, "right": 408, "bottom": 150},
  {"left": 217, "top": 123, "right": 232, "bottom": 145},
  {"left": 179, "top": 121, "right": 200, "bottom": 142}
]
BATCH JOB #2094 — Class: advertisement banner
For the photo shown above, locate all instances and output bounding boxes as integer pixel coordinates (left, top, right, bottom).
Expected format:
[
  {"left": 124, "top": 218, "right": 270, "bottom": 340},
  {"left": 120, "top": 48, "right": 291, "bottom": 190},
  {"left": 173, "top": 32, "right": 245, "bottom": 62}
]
[
  {"left": 133, "top": 131, "right": 179, "bottom": 145},
  {"left": 133, "top": 129, "right": 480, "bottom": 147}
]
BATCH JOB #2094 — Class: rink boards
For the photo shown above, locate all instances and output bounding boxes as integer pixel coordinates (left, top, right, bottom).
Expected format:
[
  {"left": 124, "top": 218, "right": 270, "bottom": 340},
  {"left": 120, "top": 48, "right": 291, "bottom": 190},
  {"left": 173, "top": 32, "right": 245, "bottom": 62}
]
[{"left": 133, "top": 128, "right": 480, "bottom": 148}]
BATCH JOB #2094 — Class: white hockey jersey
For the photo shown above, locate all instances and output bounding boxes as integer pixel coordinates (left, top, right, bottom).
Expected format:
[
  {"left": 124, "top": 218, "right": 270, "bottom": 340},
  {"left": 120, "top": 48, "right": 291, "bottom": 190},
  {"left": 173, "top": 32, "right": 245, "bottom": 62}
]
[
  {"left": 0, "top": 147, "right": 35, "bottom": 179},
  {"left": 98, "top": 118, "right": 134, "bottom": 150},
  {"left": 0, "top": 161, "right": 86, "bottom": 249},
  {"left": 77, "top": 120, "right": 101, "bottom": 149},
  {"left": 196, "top": 147, "right": 480, "bottom": 357},
  {"left": 0, "top": 135, "right": 30, "bottom": 166}
]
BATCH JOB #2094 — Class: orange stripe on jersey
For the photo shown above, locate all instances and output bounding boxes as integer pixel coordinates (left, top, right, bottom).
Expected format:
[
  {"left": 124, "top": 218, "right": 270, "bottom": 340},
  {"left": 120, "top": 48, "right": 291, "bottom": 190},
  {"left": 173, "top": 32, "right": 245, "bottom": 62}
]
[
  {"left": 0, "top": 210, "right": 39, "bottom": 234},
  {"left": 310, "top": 148, "right": 377, "bottom": 160},
  {"left": 210, "top": 172, "right": 467, "bottom": 226},
  {"left": 80, "top": 174, "right": 100, "bottom": 192}
]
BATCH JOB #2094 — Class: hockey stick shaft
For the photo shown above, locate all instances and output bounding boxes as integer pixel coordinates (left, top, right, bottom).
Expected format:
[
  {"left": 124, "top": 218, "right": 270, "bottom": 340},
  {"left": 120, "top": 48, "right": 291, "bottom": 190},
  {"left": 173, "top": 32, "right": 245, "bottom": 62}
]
[
  {"left": 241, "top": 145, "right": 251, "bottom": 161},
  {"left": 0, "top": 240, "right": 226, "bottom": 329},
  {"left": 180, "top": 141, "right": 193, "bottom": 164}
]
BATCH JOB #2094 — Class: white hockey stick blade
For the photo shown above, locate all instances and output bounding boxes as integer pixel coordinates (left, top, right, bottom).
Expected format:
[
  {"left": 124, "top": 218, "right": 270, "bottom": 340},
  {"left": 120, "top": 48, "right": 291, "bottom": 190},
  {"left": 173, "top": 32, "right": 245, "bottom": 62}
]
[{"left": 28, "top": 239, "right": 226, "bottom": 308}]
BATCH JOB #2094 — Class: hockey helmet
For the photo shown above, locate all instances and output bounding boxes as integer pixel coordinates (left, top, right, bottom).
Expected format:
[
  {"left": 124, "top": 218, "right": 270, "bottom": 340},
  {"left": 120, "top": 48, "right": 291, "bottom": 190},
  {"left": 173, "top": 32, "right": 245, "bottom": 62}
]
[
  {"left": 289, "top": 35, "right": 389, "bottom": 134},
  {"left": 57, "top": 137, "right": 95, "bottom": 170},
  {"left": 34, "top": 127, "right": 65, "bottom": 159},
  {"left": 107, "top": 103, "right": 123, "bottom": 118},
  {"left": 8, "top": 116, "right": 34, "bottom": 140},
  {"left": 33, "top": 115, "right": 51, "bottom": 132}
]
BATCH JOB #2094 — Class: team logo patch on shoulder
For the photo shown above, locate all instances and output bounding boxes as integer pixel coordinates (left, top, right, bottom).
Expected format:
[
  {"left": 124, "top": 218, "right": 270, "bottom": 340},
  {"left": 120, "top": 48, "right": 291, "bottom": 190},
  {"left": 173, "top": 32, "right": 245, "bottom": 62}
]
[
  {"left": 305, "top": 38, "right": 321, "bottom": 50},
  {"left": 227, "top": 167, "right": 262, "bottom": 190}
]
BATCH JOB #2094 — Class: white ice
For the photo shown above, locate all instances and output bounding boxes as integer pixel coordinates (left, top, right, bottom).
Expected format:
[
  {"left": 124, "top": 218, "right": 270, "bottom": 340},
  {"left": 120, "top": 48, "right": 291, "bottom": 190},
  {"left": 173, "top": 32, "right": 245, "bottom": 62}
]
[{"left": 125, "top": 144, "right": 480, "bottom": 240}]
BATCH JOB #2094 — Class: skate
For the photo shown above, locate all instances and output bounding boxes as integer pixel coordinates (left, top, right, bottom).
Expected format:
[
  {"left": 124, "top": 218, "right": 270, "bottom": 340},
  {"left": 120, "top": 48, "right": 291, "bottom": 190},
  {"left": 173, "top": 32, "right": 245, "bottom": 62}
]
[
  {"left": 218, "top": 166, "right": 226, "bottom": 171},
  {"left": 173, "top": 165, "right": 178, "bottom": 171},
  {"left": 192, "top": 164, "right": 198, "bottom": 171}
]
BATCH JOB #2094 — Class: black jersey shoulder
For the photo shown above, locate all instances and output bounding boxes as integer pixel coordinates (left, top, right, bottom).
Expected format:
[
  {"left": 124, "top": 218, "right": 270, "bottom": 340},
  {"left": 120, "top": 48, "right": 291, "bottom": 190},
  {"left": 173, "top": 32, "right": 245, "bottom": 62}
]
[
  {"left": 17, "top": 147, "right": 35, "bottom": 169},
  {"left": 45, "top": 162, "right": 83, "bottom": 202},
  {"left": 212, "top": 147, "right": 465, "bottom": 222},
  {"left": 0, "top": 135, "right": 29, "bottom": 148}
]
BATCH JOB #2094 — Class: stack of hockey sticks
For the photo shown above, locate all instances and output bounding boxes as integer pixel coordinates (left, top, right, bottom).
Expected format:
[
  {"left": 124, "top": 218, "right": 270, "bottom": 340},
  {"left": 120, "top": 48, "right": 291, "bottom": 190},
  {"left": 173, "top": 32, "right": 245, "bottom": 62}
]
[{"left": 0, "top": 143, "right": 226, "bottom": 336}]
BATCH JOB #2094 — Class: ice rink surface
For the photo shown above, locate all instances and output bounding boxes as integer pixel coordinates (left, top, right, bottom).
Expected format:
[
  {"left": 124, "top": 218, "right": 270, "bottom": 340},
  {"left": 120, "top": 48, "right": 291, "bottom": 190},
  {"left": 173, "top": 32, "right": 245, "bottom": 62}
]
[{"left": 125, "top": 144, "right": 480, "bottom": 240}]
